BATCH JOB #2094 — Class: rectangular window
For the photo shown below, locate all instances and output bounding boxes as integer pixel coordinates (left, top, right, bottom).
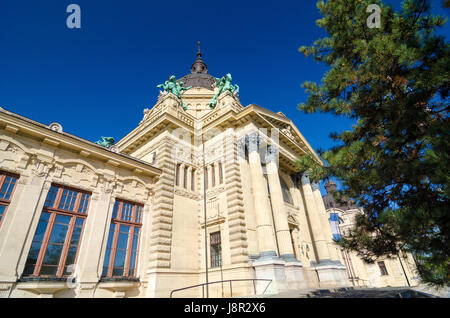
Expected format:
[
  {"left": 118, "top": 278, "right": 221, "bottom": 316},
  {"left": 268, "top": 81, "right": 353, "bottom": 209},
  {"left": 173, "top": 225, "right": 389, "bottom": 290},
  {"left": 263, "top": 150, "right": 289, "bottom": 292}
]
[
  {"left": 191, "top": 169, "right": 195, "bottom": 191},
  {"left": 218, "top": 162, "right": 223, "bottom": 184},
  {"left": 0, "top": 171, "right": 19, "bottom": 228},
  {"left": 210, "top": 232, "right": 222, "bottom": 268},
  {"left": 204, "top": 167, "right": 208, "bottom": 190},
  {"left": 211, "top": 164, "right": 216, "bottom": 188},
  {"left": 23, "top": 184, "right": 90, "bottom": 277},
  {"left": 102, "top": 199, "right": 143, "bottom": 278},
  {"left": 175, "top": 164, "right": 180, "bottom": 186},
  {"left": 184, "top": 166, "right": 188, "bottom": 189},
  {"left": 378, "top": 261, "right": 389, "bottom": 276}
]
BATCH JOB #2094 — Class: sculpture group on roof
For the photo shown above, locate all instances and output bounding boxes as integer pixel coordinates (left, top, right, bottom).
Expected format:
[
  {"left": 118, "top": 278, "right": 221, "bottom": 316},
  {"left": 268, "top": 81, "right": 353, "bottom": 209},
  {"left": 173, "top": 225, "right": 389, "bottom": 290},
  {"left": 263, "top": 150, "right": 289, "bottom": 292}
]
[
  {"left": 157, "top": 75, "right": 192, "bottom": 110},
  {"left": 209, "top": 73, "right": 239, "bottom": 109}
]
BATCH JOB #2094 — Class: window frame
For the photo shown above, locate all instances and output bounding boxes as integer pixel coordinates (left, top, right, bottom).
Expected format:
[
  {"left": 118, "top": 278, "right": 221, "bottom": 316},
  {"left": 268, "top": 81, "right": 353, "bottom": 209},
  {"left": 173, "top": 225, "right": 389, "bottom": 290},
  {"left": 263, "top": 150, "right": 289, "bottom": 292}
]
[
  {"left": 377, "top": 261, "right": 389, "bottom": 276},
  {"left": 102, "top": 199, "right": 143, "bottom": 278},
  {"left": 0, "top": 171, "right": 19, "bottom": 228},
  {"left": 23, "top": 184, "right": 91, "bottom": 277},
  {"left": 210, "top": 231, "right": 222, "bottom": 268}
]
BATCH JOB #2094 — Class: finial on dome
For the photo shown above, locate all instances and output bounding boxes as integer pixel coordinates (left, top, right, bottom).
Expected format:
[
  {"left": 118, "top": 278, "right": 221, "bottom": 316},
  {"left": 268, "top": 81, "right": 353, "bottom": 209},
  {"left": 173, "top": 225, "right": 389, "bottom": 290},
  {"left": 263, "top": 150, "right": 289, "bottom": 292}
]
[
  {"left": 197, "top": 41, "right": 202, "bottom": 57},
  {"left": 191, "top": 41, "right": 208, "bottom": 74}
]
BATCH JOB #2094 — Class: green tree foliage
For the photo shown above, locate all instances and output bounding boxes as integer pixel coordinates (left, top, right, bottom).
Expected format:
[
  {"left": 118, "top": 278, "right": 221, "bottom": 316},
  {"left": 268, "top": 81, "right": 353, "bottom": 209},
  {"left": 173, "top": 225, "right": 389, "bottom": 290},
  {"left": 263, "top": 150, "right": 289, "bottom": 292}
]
[{"left": 297, "top": 0, "right": 449, "bottom": 286}]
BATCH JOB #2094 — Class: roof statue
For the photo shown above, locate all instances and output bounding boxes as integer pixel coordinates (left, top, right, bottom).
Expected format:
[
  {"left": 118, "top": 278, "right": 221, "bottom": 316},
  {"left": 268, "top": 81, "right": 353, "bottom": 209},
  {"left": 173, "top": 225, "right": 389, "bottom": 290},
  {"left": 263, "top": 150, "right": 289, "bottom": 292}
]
[
  {"left": 95, "top": 136, "right": 115, "bottom": 148},
  {"left": 157, "top": 75, "right": 192, "bottom": 111},
  {"left": 209, "top": 73, "right": 239, "bottom": 109}
]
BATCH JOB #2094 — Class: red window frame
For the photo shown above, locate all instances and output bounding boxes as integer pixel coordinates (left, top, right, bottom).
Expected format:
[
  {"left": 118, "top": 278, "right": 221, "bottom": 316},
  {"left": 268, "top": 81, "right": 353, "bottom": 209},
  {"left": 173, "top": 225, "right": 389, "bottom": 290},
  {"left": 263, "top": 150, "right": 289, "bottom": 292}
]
[
  {"left": 0, "top": 171, "right": 19, "bottom": 228},
  {"left": 23, "top": 184, "right": 90, "bottom": 277},
  {"left": 102, "top": 199, "right": 143, "bottom": 278}
]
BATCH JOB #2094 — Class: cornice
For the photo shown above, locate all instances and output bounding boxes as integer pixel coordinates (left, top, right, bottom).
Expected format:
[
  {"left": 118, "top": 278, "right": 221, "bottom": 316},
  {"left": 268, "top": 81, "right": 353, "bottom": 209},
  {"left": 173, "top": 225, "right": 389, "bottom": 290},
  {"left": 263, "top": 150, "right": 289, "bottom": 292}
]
[{"left": 0, "top": 108, "right": 161, "bottom": 178}]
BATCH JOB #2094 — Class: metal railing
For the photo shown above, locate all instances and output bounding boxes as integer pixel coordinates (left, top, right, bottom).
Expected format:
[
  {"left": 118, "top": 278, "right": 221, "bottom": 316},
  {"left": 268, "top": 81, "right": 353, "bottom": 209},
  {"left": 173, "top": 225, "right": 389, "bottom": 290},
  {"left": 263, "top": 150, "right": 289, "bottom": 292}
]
[{"left": 170, "top": 279, "right": 272, "bottom": 298}]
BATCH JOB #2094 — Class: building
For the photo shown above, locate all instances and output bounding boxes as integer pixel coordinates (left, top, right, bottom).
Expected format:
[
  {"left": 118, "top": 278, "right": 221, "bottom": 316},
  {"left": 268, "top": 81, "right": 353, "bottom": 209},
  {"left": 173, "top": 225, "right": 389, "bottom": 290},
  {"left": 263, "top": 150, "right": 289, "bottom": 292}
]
[
  {"left": 323, "top": 180, "right": 421, "bottom": 288},
  {"left": 0, "top": 48, "right": 351, "bottom": 298}
]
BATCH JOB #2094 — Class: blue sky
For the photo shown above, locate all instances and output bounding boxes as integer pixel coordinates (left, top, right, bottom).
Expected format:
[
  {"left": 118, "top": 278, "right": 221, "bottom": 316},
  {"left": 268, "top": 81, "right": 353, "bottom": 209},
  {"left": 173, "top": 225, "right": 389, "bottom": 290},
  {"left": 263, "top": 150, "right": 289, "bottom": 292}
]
[{"left": 1, "top": 0, "right": 448, "bottom": 193}]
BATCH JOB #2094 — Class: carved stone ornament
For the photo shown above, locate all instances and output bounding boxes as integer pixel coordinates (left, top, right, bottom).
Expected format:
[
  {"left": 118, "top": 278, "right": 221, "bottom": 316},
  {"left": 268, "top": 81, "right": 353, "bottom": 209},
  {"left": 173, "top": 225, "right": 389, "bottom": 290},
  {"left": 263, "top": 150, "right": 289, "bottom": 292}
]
[
  {"left": 31, "top": 158, "right": 53, "bottom": 177},
  {"left": 109, "top": 145, "right": 120, "bottom": 153},
  {"left": 48, "top": 122, "right": 63, "bottom": 133}
]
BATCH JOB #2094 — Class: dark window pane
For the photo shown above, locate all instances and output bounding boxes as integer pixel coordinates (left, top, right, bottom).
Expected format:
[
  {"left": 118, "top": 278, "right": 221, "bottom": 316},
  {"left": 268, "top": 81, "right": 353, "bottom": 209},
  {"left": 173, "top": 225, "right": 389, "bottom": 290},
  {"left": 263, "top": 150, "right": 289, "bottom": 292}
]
[
  {"left": 106, "top": 224, "right": 116, "bottom": 248},
  {"left": 78, "top": 193, "right": 90, "bottom": 213},
  {"left": 25, "top": 242, "right": 42, "bottom": 265},
  {"left": 40, "top": 212, "right": 51, "bottom": 221},
  {"left": 113, "top": 250, "right": 127, "bottom": 268},
  {"left": 32, "top": 218, "right": 50, "bottom": 242},
  {"left": 22, "top": 265, "right": 35, "bottom": 276},
  {"left": 58, "top": 189, "right": 77, "bottom": 211},
  {"left": 102, "top": 249, "right": 112, "bottom": 276},
  {"left": 40, "top": 265, "right": 58, "bottom": 276},
  {"left": 42, "top": 244, "right": 64, "bottom": 266},
  {"left": 131, "top": 228, "right": 140, "bottom": 251},
  {"left": 112, "top": 267, "right": 125, "bottom": 277},
  {"left": 0, "top": 205, "right": 6, "bottom": 221},
  {"left": 129, "top": 251, "right": 137, "bottom": 276},
  {"left": 54, "top": 214, "right": 71, "bottom": 225},
  {"left": 75, "top": 218, "right": 84, "bottom": 227},
  {"left": 64, "top": 245, "right": 78, "bottom": 271},
  {"left": 117, "top": 229, "right": 130, "bottom": 250},
  {"left": 136, "top": 206, "right": 142, "bottom": 224},
  {"left": 0, "top": 176, "right": 17, "bottom": 200},
  {"left": 48, "top": 223, "right": 69, "bottom": 244},
  {"left": 112, "top": 201, "right": 120, "bottom": 219},
  {"left": 44, "top": 186, "right": 59, "bottom": 208},
  {"left": 70, "top": 226, "right": 82, "bottom": 245},
  {"left": 121, "top": 203, "right": 133, "bottom": 222}
]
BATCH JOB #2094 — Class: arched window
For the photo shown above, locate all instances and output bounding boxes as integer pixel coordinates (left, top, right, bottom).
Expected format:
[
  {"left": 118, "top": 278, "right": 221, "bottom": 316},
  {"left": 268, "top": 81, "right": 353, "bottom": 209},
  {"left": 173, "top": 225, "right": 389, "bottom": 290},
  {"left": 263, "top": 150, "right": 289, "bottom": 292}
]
[{"left": 280, "top": 177, "right": 293, "bottom": 204}]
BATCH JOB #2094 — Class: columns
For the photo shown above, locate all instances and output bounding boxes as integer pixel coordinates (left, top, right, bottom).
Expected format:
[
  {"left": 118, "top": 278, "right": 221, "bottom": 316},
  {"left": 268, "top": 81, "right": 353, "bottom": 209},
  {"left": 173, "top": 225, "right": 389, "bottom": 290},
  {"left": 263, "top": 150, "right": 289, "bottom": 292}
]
[
  {"left": 311, "top": 182, "right": 340, "bottom": 262},
  {"left": 265, "top": 145, "right": 296, "bottom": 262},
  {"left": 247, "top": 133, "right": 278, "bottom": 260},
  {"left": 290, "top": 176, "right": 316, "bottom": 265},
  {"left": 300, "top": 173, "right": 331, "bottom": 263}
]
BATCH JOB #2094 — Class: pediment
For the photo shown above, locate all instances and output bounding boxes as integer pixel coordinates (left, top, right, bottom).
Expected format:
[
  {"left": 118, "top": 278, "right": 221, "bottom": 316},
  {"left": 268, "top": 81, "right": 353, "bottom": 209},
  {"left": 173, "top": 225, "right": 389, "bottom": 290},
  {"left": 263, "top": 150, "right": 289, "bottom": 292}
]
[{"left": 249, "top": 107, "right": 321, "bottom": 164}]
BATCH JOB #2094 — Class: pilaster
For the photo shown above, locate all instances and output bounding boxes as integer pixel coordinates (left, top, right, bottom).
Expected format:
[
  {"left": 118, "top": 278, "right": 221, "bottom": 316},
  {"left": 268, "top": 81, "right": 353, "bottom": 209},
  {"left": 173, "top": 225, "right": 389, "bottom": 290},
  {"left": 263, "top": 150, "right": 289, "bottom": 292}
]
[
  {"left": 224, "top": 130, "right": 249, "bottom": 264},
  {"left": 148, "top": 138, "right": 176, "bottom": 269},
  {"left": 0, "top": 159, "right": 52, "bottom": 281}
]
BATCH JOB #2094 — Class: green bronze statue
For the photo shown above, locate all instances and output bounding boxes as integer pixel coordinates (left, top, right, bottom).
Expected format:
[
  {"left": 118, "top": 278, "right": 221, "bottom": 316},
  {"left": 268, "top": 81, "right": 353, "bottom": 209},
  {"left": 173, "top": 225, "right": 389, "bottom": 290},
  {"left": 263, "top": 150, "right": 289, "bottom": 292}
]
[
  {"left": 209, "top": 73, "right": 239, "bottom": 109},
  {"left": 157, "top": 75, "right": 192, "bottom": 110},
  {"left": 95, "top": 136, "right": 115, "bottom": 148}
]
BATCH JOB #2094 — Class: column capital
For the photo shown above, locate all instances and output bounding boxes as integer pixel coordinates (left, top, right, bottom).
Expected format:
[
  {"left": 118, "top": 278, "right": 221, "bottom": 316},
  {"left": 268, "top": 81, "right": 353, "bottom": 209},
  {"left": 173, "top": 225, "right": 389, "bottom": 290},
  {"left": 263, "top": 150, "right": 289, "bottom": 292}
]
[
  {"left": 311, "top": 181, "right": 319, "bottom": 191},
  {"left": 248, "top": 132, "right": 261, "bottom": 153},
  {"left": 301, "top": 172, "right": 310, "bottom": 185},
  {"left": 265, "top": 145, "right": 279, "bottom": 163}
]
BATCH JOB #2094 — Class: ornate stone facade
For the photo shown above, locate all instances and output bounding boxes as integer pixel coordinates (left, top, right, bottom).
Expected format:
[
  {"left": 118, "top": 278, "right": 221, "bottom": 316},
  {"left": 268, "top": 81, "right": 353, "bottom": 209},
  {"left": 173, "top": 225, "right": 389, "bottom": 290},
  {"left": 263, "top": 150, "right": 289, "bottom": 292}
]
[{"left": 0, "top": 53, "right": 358, "bottom": 298}]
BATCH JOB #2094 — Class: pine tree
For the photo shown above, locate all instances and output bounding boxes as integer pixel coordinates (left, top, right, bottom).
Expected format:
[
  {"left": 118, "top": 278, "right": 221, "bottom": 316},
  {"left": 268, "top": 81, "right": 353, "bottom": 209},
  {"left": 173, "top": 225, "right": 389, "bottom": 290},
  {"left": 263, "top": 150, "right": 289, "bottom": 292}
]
[{"left": 297, "top": 0, "right": 449, "bottom": 286}]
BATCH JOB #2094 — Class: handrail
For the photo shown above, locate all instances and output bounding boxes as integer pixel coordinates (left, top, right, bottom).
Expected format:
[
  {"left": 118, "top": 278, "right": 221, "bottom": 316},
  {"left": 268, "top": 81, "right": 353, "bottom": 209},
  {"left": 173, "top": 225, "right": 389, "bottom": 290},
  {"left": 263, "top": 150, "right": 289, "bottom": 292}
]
[{"left": 170, "top": 278, "right": 272, "bottom": 298}]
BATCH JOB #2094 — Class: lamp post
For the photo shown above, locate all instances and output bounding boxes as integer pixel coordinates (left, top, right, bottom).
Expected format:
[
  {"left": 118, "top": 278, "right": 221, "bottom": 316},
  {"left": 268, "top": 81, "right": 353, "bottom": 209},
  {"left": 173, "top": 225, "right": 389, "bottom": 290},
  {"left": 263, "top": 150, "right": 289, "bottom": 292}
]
[{"left": 202, "top": 133, "right": 209, "bottom": 298}]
